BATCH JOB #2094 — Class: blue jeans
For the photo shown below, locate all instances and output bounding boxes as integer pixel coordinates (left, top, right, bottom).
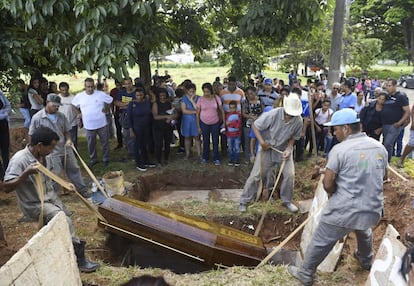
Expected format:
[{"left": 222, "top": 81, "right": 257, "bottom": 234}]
[
  {"left": 200, "top": 121, "right": 220, "bottom": 161},
  {"left": 227, "top": 136, "right": 240, "bottom": 162},
  {"left": 19, "top": 108, "right": 31, "bottom": 128},
  {"left": 382, "top": 124, "right": 403, "bottom": 162},
  {"left": 393, "top": 129, "right": 404, "bottom": 157}
]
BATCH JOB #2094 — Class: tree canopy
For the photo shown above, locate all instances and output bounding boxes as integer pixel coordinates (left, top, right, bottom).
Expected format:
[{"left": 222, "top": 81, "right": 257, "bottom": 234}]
[
  {"left": 1, "top": 0, "right": 215, "bottom": 87},
  {"left": 351, "top": 0, "right": 414, "bottom": 67},
  {"left": 6, "top": 0, "right": 410, "bottom": 88}
]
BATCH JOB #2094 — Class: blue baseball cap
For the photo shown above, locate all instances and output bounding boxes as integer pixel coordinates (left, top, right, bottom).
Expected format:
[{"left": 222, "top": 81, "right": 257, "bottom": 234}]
[
  {"left": 264, "top": 78, "right": 273, "bottom": 85},
  {"left": 324, "top": 108, "right": 360, "bottom": 126},
  {"left": 263, "top": 106, "right": 273, "bottom": 112}
]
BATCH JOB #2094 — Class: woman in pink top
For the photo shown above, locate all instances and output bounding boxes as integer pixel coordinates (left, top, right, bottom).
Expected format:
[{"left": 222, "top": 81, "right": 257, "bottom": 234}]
[{"left": 196, "top": 83, "right": 225, "bottom": 165}]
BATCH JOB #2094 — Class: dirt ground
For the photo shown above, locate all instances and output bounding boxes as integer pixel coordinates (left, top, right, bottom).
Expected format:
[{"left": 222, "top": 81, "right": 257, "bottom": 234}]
[{"left": 0, "top": 129, "right": 413, "bottom": 285}]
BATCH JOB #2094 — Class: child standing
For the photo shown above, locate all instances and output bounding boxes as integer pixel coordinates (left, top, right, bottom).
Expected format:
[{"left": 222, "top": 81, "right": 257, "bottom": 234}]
[{"left": 226, "top": 101, "right": 242, "bottom": 167}]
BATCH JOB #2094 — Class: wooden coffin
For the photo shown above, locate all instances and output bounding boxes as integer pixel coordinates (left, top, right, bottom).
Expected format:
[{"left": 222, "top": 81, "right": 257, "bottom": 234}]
[{"left": 98, "top": 195, "right": 266, "bottom": 268}]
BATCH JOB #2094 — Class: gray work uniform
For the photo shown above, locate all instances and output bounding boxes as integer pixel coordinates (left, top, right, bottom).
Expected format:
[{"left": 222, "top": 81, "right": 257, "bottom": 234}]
[
  {"left": 29, "top": 108, "right": 87, "bottom": 195},
  {"left": 240, "top": 107, "right": 303, "bottom": 205},
  {"left": 4, "top": 147, "right": 79, "bottom": 242},
  {"left": 299, "top": 133, "right": 388, "bottom": 279}
]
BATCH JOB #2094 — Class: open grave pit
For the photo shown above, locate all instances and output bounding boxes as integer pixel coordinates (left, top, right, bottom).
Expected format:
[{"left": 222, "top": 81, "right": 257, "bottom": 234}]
[{"left": 98, "top": 169, "right": 308, "bottom": 272}]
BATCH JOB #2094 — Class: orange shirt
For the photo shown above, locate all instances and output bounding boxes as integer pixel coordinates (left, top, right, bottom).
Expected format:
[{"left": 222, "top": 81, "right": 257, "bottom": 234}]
[{"left": 220, "top": 88, "right": 245, "bottom": 112}]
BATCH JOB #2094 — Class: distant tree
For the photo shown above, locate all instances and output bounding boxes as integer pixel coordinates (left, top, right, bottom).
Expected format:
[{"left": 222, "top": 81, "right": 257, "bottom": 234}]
[
  {"left": 351, "top": 0, "right": 414, "bottom": 69},
  {"left": 348, "top": 37, "right": 382, "bottom": 70},
  {"left": 209, "top": 0, "right": 328, "bottom": 80}
]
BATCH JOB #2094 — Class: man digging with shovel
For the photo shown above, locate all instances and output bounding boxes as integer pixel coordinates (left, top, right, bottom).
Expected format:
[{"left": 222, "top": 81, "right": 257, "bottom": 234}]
[{"left": 239, "top": 94, "right": 303, "bottom": 213}]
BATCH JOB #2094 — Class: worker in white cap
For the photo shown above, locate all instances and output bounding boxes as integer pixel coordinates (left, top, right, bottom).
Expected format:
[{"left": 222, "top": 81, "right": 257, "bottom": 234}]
[{"left": 239, "top": 94, "right": 303, "bottom": 213}]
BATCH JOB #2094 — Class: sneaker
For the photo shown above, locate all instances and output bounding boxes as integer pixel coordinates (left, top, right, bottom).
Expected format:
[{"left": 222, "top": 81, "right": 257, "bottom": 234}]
[
  {"left": 176, "top": 148, "right": 185, "bottom": 155},
  {"left": 145, "top": 163, "right": 156, "bottom": 168},
  {"left": 228, "top": 160, "right": 234, "bottom": 166},
  {"left": 239, "top": 203, "right": 247, "bottom": 213},
  {"left": 288, "top": 265, "right": 314, "bottom": 286},
  {"left": 234, "top": 161, "right": 240, "bottom": 167},
  {"left": 88, "top": 160, "right": 98, "bottom": 168},
  {"left": 353, "top": 250, "right": 372, "bottom": 270},
  {"left": 136, "top": 165, "right": 147, "bottom": 172},
  {"left": 214, "top": 160, "right": 221, "bottom": 166},
  {"left": 200, "top": 159, "right": 208, "bottom": 164},
  {"left": 283, "top": 202, "right": 298, "bottom": 213},
  {"left": 79, "top": 190, "right": 92, "bottom": 199},
  {"left": 113, "top": 145, "right": 123, "bottom": 150}
]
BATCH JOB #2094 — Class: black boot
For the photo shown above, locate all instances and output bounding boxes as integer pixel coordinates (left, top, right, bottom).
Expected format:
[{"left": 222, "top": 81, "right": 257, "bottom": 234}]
[{"left": 73, "top": 240, "right": 100, "bottom": 273}]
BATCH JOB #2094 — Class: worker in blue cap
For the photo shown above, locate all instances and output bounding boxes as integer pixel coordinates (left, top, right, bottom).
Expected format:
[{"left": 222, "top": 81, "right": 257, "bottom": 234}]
[{"left": 289, "top": 108, "right": 388, "bottom": 285}]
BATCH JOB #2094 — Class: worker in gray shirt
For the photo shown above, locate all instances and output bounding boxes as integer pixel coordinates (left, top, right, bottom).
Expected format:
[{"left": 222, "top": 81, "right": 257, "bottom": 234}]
[
  {"left": 29, "top": 94, "right": 90, "bottom": 198},
  {"left": 239, "top": 94, "right": 303, "bottom": 213},
  {"left": 3, "top": 127, "right": 99, "bottom": 272},
  {"left": 289, "top": 108, "right": 388, "bottom": 286}
]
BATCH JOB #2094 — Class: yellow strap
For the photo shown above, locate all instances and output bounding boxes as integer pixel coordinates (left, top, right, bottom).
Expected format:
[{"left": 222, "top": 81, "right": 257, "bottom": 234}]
[
  {"left": 33, "top": 163, "right": 107, "bottom": 223},
  {"left": 34, "top": 172, "right": 44, "bottom": 230},
  {"left": 100, "top": 221, "right": 205, "bottom": 262},
  {"left": 70, "top": 145, "right": 109, "bottom": 198}
]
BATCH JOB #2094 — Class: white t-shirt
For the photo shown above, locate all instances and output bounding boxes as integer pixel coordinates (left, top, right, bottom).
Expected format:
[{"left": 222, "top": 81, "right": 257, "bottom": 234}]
[
  {"left": 59, "top": 94, "right": 77, "bottom": 127},
  {"left": 72, "top": 90, "right": 113, "bottom": 130},
  {"left": 28, "top": 88, "right": 43, "bottom": 110},
  {"left": 314, "top": 108, "right": 334, "bottom": 125}
]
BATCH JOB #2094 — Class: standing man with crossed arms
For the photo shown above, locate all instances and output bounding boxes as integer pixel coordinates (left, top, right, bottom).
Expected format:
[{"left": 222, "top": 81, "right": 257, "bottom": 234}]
[{"left": 72, "top": 78, "right": 113, "bottom": 167}]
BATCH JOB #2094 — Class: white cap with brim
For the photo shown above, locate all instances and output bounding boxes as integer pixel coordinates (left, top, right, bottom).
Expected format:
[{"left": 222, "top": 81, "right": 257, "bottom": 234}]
[
  {"left": 283, "top": 94, "right": 302, "bottom": 116},
  {"left": 324, "top": 108, "right": 360, "bottom": 126}
]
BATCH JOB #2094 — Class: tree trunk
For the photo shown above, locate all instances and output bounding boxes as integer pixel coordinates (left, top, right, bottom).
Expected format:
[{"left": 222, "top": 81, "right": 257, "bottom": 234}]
[
  {"left": 327, "top": 0, "right": 345, "bottom": 89},
  {"left": 401, "top": 17, "right": 414, "bottom": 72},
  {"left": 341, "top": 0, "right": 352, "bottom": 77},
  {"left": 135, "top": 46, "right": 152, "bottom": 91}
]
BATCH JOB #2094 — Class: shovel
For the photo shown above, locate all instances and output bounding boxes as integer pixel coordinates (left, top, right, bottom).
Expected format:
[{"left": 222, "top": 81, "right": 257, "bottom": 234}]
[{"left": 254, "top": 159, "right": 286, "bottom": 236}]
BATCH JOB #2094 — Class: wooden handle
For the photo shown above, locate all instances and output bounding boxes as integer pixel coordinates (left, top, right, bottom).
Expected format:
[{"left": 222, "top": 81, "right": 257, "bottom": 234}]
[
  {"left": 256, "top": 201, "right": 327, "bottom": 267},
  {"left": 70, "top": 145, "right": 109, "bottom": 198},
  {"left": 254, "top": 160, "right": 286, "bottom": 236}
]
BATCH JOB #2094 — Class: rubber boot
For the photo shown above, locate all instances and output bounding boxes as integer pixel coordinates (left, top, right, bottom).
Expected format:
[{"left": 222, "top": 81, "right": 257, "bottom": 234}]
[{"left": 73, "top": 240, "right": 100, "bottom": 273}]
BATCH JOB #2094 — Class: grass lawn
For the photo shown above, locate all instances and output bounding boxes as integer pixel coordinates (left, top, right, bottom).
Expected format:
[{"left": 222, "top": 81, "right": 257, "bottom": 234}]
[
  {"left": 45, "top": 62, "right": 413, "bottom": 95},
  {"left": 46, "top": 65, "right": 293, "bottom": 95}
]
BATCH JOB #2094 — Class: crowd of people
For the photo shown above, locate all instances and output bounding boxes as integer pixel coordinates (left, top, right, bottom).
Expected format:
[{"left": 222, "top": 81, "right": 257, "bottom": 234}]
[
  {"left": 0, "top": 69, "right": 413, "bottom": 279},
  {"left": 5, "top": 72, "right": 412, "bottom": 173}
]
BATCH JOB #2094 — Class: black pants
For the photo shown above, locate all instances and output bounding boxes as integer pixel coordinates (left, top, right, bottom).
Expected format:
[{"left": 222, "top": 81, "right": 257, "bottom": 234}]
[
  {"left": 153, "top": 123, "right": 173, "bottom": 164},
  {"left": 30, "top": 109, "right": 41, "bottom": 118},
  {"left": 113, "top": 112, "right": 123, "bottom": 147},
  {"left": 176, "top": 117, "right": 185, "bottom": 150},
  {"left": 0, "top": 119, "right": 10, "bottom": 180},
  {"left": 133, "top": 126, "right": 149, "bottom": 167}
]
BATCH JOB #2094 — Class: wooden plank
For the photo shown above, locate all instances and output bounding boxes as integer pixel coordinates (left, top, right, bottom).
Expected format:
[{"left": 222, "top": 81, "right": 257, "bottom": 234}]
[
  {"left": 365, "top": 224, "right": 407, "bottom": 286},
  {"left": 299, "top": 175, "right": 346, "bottom": 272}
]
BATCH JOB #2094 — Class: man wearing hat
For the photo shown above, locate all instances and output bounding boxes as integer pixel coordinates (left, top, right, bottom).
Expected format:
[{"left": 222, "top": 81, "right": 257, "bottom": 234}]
[
  {"left": 29, "top": 93, "right": 91, "bottom": 199},
  {"left": 289, "top": 108, "right": 388, "bottom": 286},
  {"left": 239, "top": 94, "right": 303, "bottom": 213},
  {"left": 257, "top": 78, "right": 280, "bottom": 107}
]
